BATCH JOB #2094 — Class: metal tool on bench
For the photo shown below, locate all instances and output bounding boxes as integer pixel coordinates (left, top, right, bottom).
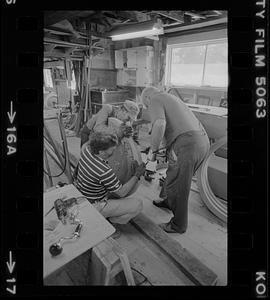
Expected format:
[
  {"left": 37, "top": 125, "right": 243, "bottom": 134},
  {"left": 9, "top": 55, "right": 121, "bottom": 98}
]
[
  {"left": 49, "top": 221, "right": 83, "bottom": 257},
  {"left": 48, "top": 197, "right": 84, "bottom": 256},
  {"left": 45, "top": 196, "right": 84, "bottom": 220}
]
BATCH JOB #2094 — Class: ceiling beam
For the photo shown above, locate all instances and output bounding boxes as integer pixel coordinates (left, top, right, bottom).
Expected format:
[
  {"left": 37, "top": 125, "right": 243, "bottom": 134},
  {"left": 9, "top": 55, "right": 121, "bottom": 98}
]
[
  {"left": 153, "top": 11, "right": 185, "bottom": 24},
  {"left": 44, "top": 60, "right": 65, "bottom": 68},
  {"left": 44, "top": 10, "right": 95, "bottom": 27},
  {"left": 133, "top": 11, "right": 151, "bottom": 22},
  {"left": 44, "top": 44, "right": 57, "bottom": 54},
  {"left": 184, "top": 11, "right": 206, "bottom": 19},
  {"left": 65, "top": 46, "right": 77, "bottom": 56},
  {"left": 44, "top": 28, "right": 88, "bottom": 39},
  {"left": 164, "top": 17, "right": 227, "bottom": 34},
  {"left": 44, "top": 49, "right": 84, "bottom": 59},
  {"left": 145, "top": 35, "right": 159, "bottom": 41},
  {"left": 44, "top": 11, "right": 79, "bottom": 27},
  {"left": 163, "top": 22, "right": 182, "bottom": 27},
  {"left": 213, "top": 10, "right": 223, "bottom": 15},
  {"left": 44, "top": 37, "right": 88, "bottom": 48}
]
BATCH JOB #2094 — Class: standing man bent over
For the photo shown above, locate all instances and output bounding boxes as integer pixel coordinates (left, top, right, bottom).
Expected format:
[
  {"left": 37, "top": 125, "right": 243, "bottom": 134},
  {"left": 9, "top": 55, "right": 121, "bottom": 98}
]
[{"left": 141, "top": 87, "right": 210, "bottom": 234}]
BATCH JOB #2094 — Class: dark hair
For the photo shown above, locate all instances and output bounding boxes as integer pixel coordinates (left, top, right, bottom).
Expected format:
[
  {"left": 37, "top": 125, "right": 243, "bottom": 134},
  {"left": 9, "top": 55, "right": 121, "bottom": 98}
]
[{"left": 89, "top": 132, "right": 118, "bottom": 155}]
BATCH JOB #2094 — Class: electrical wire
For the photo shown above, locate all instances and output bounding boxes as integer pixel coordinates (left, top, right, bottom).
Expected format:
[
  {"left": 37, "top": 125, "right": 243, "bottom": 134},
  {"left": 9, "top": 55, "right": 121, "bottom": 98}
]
[{"left": 43, "top": 134, "right": 67, "bottom": 178}]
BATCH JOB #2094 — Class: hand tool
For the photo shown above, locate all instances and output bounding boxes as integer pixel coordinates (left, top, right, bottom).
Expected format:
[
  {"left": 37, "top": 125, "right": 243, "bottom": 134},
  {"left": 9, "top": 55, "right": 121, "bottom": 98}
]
[{"left": 49, "top": 221, "right": 83, "bottom": 257}]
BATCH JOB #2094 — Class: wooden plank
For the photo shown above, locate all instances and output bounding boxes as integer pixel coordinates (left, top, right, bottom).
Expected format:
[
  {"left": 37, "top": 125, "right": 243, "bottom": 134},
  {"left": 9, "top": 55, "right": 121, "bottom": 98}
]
[
  {"left": 129, "top": 248, "right": 189, "bottom": 286},
  {"left": 130, "top": 213, "right": 218, "bottom": 286}
]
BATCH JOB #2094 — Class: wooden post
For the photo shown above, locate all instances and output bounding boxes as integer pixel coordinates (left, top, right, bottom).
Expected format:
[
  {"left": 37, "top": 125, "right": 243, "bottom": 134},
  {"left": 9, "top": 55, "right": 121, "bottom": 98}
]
[{"left": 84, "top": 26, "right": 92, "bottom": 123}]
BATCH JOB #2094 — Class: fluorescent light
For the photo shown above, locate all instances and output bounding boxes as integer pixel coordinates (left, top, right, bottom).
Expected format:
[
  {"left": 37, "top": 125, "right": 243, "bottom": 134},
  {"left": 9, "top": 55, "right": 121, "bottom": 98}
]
[
  {"left": 111, "top": 28, "right": 163, "bottom": 41},
  {"left": 108, "top": 19, "right": 163, "bottom": 41}
]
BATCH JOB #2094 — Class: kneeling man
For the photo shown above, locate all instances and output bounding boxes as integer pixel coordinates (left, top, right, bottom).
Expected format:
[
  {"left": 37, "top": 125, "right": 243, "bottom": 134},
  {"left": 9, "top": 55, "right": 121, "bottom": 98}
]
[{"left": 75, "top": 132, "right": 145, "bottom": 236}]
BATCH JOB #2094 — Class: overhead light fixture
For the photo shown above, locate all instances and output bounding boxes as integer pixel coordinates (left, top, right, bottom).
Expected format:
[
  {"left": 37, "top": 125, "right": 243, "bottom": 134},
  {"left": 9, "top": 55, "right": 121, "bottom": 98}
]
[{"left": 108, "top": 19, "right": 164, "bottom": 41}]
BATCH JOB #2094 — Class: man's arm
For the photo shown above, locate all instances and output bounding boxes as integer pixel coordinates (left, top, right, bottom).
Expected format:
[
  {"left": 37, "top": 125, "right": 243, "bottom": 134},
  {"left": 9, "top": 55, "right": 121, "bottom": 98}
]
[
  {"left": 147, "top": 96, "right": 166, "bottom": 158},
  {"left": 109, "top": 163, "right": 146, "bottom": 198},
  {"left": 150, "top": 118, "right": 166, "bottom": 154},
  {"left": 111, "top": 176, "right": 139, "bottom": 198},
  {"left": 93, "top": 104, "right": 113, "bottom": 132}
]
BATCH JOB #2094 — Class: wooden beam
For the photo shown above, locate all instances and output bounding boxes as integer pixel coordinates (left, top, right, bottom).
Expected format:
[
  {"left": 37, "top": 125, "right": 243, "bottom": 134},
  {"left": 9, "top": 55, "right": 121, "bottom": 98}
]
[
  {"left": 44, "top": 51, "right": 71, "bottom": 59},
  {"left": 145, "top": 35, "right": 159, "bottom": 41},
  {"left": 44, "top": 11, "right": 80, "bottom": 27},
  {"left": 134, "top": 11, "right": 151, "bottom": 22},
  {"left": 153, "top": 11, "right": 185, "bottom": 24},
  {"left": 44, "top": 60, "right": 64, "bottom": 68},
  {"left": 184, "top": 11, "right": 206, "bottom": 19},
  {"left": 213, "top": 10, "right": 223, "bottom": 16},
  {"left": 65, "top": 47, "right": 77, "bottom": 56},
  {"left": 44, "top": 11, "right": 95, "bottom": 27},
  {"left": 130, "top": 213, "right": 218, "bottom": 286},
  {"left": 44, "top": 44, "right": 57, "bottom": 54},
  {"left": 44, "top": 27, "right": 106, "bottom": 40},
  {"left": 44, "top": 37, "right": 88, "bottom": 48}
]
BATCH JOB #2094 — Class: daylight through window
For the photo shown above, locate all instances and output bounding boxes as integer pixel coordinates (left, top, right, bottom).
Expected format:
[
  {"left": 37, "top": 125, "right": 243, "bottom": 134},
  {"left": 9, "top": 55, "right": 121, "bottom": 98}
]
[{"left": 166, "top": 39, "right": 228, "bottom": 88}]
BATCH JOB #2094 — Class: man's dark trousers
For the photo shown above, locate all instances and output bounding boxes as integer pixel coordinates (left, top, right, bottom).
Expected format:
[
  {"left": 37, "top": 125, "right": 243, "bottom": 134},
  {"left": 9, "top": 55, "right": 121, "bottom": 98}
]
[{"left": 161, "top": 130, "right": 210, "bottom": 233}]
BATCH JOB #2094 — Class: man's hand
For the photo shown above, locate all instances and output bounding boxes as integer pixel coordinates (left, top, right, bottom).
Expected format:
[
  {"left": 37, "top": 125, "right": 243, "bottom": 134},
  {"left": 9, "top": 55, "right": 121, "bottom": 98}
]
[
  {"left": 150, "top": 153, "right": 157, "bottom": 162},
  {"left": 148, "top": 149, "right": 157, "bottom": 162},
  {"left": 119, "top": 123, "right": 133, "bottom": 138},
  {"left": 134, "top": 162, "right": 146, "bottom": 179}
]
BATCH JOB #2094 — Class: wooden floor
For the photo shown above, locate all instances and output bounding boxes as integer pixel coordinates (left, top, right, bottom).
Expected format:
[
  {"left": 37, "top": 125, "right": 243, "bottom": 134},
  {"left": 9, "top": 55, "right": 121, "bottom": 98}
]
[{"left": 43, "top": 125, "right": 227, "bottom": 286}]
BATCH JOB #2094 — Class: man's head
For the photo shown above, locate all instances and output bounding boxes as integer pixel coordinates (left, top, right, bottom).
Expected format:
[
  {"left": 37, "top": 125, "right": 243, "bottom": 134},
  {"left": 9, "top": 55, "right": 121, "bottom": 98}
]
[
  {"left": 89, "top": 132, "right": 118, "bottom": 160},
  {"left": 115, "top": 100, "right": 139, "bottom": 123},
  {"left": 141, "top": 86, "right": 160, "bottom": 108}
]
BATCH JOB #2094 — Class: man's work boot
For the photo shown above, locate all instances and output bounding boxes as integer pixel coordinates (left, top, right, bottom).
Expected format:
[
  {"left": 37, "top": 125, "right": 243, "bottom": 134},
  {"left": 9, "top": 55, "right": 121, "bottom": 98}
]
[{"left": 159, "top": 221, "right": 186, "bottom": 234}]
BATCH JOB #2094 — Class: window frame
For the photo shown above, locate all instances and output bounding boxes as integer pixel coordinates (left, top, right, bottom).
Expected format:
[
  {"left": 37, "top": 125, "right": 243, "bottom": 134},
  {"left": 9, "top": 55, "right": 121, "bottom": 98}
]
[{"left": 165, "top": 38, "right": 228, "bottom": 91}]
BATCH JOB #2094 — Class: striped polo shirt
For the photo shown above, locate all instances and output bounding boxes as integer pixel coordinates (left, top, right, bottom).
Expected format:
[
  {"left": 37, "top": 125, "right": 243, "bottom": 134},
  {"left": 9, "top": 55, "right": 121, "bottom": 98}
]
[{"left": 75, "top": 146, "right": 122, "bottom": 203}]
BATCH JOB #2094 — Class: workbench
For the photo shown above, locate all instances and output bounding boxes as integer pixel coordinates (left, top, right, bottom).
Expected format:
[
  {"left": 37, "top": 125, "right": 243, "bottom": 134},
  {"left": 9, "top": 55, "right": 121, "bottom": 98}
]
[{"left": 43, "top": 184, "right": 115, "bottom": 283}]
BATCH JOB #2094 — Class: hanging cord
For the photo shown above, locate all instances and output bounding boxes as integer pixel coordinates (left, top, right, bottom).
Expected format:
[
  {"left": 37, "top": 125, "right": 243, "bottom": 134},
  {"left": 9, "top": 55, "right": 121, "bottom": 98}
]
[
  {"left": 43, "top": 116, "right": 69, "bottom": 178},
  {"left": 43, "top": 134, "right": 67, "bottom": 178}
]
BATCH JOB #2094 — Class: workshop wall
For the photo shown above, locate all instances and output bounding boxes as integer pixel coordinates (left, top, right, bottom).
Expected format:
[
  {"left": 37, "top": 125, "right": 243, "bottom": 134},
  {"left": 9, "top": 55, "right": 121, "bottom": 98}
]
[
  {"left": 112, "top": 37, "right": 166, "bottom": 102},
  {"left": 87, "top": 43, "right": 117, "bottom": 89}
]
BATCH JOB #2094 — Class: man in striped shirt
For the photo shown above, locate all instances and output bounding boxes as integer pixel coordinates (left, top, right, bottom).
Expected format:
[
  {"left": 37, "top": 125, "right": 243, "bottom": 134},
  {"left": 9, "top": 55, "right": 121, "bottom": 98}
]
[{"left": 75, "top": 131, "right": 146, "bottom": 228}]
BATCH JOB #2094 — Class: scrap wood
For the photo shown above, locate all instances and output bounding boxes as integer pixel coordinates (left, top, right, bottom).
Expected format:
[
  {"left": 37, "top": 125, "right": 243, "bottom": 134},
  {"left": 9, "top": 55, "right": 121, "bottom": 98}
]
[{"left": 130, "top": 213, "right": 218, "bottom": 286}]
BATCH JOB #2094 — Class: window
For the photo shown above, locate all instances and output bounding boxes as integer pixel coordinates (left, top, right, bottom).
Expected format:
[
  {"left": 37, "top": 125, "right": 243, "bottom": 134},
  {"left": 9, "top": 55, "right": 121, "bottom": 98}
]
[
  {"left": 166, "top": 39, "right": 228, "bottom": 88},
  {"left": 68, "top": 70, "right": 76, "bottom": 90}
]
